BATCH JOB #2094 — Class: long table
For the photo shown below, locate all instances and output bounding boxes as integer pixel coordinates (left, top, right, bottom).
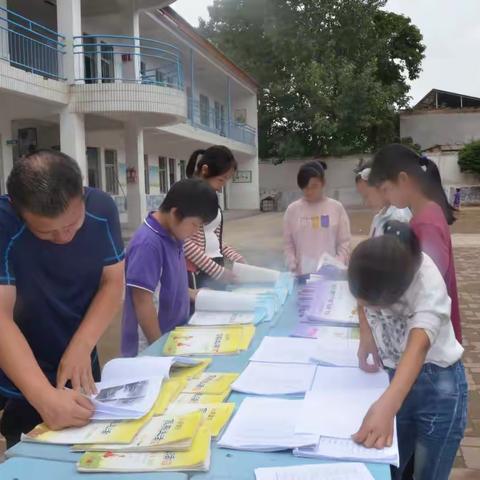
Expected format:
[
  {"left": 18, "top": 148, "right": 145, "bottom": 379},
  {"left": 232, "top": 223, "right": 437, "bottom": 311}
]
[{"left": 3, "top": 287, "right": 391, "bottom": 480}]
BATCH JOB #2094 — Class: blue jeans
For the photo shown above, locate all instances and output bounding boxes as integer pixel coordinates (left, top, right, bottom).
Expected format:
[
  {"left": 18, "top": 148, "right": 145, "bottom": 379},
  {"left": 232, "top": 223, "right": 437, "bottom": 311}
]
[{"left": 387, "top": 361, "right": 468, "bottom": 480}]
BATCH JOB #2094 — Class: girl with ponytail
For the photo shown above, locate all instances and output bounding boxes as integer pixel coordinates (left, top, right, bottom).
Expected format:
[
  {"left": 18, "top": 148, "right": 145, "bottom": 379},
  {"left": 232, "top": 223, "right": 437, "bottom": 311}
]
[
  {"left": 368, "top": 144, "right": 462, "bottom": 343},
  {"left": 184, "top": 145, "right": 245, "bottom": 289},
  {"left": 348, "top": 221, "right": 466, "bottom": 480}
]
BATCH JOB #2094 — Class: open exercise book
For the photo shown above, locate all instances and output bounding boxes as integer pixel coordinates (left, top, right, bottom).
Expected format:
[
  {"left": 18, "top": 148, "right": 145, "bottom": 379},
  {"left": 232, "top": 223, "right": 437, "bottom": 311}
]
[{"left": 163, "top": 325, "right": 255, "bottom": 356}]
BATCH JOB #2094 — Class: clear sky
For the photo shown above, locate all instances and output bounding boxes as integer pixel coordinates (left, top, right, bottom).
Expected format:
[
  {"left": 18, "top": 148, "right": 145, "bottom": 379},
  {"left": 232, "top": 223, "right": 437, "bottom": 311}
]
[{"left": 172, "top": 0, "right": 480, "bottom": 105}]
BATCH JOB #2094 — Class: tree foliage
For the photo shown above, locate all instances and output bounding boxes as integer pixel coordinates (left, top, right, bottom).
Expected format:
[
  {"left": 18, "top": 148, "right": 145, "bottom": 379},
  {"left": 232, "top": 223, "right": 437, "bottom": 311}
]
[
  {"left": 199, "top": 0, "right": 425, "bottom": 160},
  {"left": 458, "top": 140, "right": 480, "bottom": 176}
]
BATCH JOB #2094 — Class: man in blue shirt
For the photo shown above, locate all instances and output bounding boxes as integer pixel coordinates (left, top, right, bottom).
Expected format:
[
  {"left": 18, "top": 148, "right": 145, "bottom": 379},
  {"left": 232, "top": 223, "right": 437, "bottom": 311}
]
[{"left": 0, "top": 150, "right": 125, "bottom": 446}]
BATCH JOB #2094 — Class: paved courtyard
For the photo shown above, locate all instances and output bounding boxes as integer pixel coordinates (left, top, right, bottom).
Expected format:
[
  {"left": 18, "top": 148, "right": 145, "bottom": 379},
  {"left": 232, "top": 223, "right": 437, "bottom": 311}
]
[{"left": 1, "top": 208, "right": 480, "bottom": 479}]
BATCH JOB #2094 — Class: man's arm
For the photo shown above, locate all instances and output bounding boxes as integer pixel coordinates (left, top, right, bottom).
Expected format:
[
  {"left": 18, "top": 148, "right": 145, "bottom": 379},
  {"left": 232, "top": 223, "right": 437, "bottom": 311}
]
[
  {"left": 131, "top": 287, "right": 161, "bottom": 345},
  {"left": 57, "top": 261, "right": 125, "bottom": 394},
  {"left": 0, "top": 285, "right": 93, "bottom": 429}
]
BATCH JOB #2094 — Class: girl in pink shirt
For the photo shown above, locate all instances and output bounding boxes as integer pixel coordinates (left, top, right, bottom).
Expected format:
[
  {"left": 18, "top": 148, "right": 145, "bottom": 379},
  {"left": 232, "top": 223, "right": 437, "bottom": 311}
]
[
  {"left": 368, "top": 144, "right": 461, "bottom": 344},
  {"left": 283, "top": 161, "right": 351, "bottom": 275}
]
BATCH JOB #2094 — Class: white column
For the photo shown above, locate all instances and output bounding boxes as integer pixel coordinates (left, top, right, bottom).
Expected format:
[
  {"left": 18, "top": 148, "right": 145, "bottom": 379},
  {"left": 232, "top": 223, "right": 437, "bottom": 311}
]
[
  {"left": 57, "top": 0, "right": 83, "bottom": 83},
  {"left": 125, "top": 120, "right": 146, "bottom": 230},
  {"left": 122, "top": 9, "right": 141, "bottom": 83},
  {"left": 0, "top": 116, "right": 14, "bottom": 195},
  {"left": 60, "top": 108, "right": 87, "bottom": 182},
  {"left": 0, "top": 0, "right": 10, "bottom": 63}
]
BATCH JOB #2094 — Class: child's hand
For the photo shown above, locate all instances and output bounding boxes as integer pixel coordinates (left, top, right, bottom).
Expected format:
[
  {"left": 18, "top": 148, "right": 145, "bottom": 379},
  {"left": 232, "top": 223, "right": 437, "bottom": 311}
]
[
  {"left": 358, "top": 327, "right": 383, "bottom": 373},
  {"left": 57, "top": 338, "right": 97, "bottom": 396},
  {"left": 352, "top": 398, "right": 395, "bottom": 449}
]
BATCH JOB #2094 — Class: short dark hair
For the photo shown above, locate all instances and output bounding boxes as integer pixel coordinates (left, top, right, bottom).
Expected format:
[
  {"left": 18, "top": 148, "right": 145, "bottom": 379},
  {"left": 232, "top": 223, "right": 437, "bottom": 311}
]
[
  {"left": 348, "top": 221, "right": 422, "bottom": 306},
  {"left": 297, "top": 161, "right": 327, "bottom": 189},
  {"left": 368, "top": 143, "right": 456, "bottom": 225},
  {"left": 186, "top": 145, "right": 237, "bottom": 179},
  {"left": 7, "top": 149, "right": 83, "bottom": 217},
  {"left": 160, "top": 178, "right": 218, "bottom": 224}
]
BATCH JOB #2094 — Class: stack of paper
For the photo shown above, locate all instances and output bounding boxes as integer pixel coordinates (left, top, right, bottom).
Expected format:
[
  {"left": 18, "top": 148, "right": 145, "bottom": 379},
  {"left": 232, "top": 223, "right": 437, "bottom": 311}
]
[
  {"left": 231, "top": 362, "right": 316, "bottom": 395},
  {"left": 255, "top": 462, "right": 374, "bottom": 480},
  {"left": 304, "top": 281, "right": 359, "bottom": 326},
  {"left": 77, "top": 425, "right": 211, "bottom": 473},
  {"left": 218, "top": 397, "right": 318, "bottom": 452},
  {"left": 249, "top": 336, "right": 320, "bottom": 365},
  {"left": 294, "top": 435, "right": 399, "bottom": 466},
  {"left": 183, "top": 373, "right": 239, "bottom": 395},
  {"left": 72, "top": 411, "right": 203, "bottom": 453},
  {"left": 23, "top": 414, "right": 151, "bottom": 446},
  {"left": 167, "top": 403, "right": 235, "bottom": 438},
  {"left": 189, "top": 311, "right": 257, "bottom": 326},
  {"left": 232, "top": 263, "right": 282, "bottom": 284},
  {"left": 309, "top": 338, "right": 360, "bottom": 367},
  {"left": 163, "top": 325, "right": 255, "bottom": 356}
]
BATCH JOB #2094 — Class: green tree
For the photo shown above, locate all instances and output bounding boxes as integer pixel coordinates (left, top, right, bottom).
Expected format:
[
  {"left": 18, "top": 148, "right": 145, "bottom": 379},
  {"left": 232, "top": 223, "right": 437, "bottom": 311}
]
[
  {"left": 458, "top": 140, "right": 480, "bottom": 176},
  {"left": 199, "top": 0, "right": 425, "bottom": 160}
]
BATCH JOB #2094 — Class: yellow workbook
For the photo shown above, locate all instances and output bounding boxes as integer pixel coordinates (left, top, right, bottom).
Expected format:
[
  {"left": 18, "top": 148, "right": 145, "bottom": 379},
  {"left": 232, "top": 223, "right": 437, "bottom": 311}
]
[
  {"left": 167, "top": 402, "right": 235, "bottom": 438},
  {"left": 22, "top": 412, "right": 152, "bottom": 445},
  {"left": 183, "top": 373, "right": 239, "bottom": 395},
  {"left": 72, "top": 411, "right": 203, "bottom": 453},
  {"left": 163, "top": 325, "right": 255, "bottom": 356},
  {"left": 173, "top": 391, "right": 230, "bottom": 405},
  {"left": 152, "top": 378, "right": 187, "bottom": 416},
  {"left": 77, "top": 425, "right": 211, "bottom": 473},
  {"left": 170, "top": 358, "right": 212, "bottom": 381}
]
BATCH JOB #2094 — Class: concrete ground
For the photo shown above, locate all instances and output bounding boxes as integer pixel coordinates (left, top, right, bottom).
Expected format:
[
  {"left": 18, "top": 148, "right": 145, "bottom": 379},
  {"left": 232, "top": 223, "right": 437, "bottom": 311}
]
[{"left": 2, "top": 207, "right": 480, "bottom": 478}]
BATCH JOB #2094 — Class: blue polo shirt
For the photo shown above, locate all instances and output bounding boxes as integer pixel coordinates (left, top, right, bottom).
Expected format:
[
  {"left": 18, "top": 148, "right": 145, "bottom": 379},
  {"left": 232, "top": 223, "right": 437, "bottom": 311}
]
[{"left": 0, "top": 188, "right": 124, "bottom": 398}]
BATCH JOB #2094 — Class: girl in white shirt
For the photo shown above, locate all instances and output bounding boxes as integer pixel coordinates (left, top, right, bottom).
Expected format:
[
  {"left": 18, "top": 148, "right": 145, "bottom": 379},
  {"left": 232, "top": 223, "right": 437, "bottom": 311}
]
[
  {"left": 355, "top": 166, "right": 411, "bottom": 237},
  {"left": 348, "top": 221, "right": 466, "bottom": 480}
]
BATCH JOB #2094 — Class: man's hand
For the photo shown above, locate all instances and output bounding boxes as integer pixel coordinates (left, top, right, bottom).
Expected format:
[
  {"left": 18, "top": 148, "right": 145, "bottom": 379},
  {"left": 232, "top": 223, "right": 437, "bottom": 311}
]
[
  {"left": 352, "top": 397, "right": 396, "bottom": 449},
  {"left": 35, "top": 386, "right": 94, "bottom": 430},
  {"left": 57, "top": 339, "right": 96, "bottom": 395}
]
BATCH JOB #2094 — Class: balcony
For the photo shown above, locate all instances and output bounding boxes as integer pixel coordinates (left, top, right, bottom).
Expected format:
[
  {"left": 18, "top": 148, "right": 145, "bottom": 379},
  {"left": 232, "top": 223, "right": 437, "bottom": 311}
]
[
  {"left": 0, "top": 6, "right": 65, "bottom": 81},
  {"left": 69, "top": 34, "right": 187, "bottom": 125},
  {"left": 188, "top": 97, "right": 256, "bottom": 147}
]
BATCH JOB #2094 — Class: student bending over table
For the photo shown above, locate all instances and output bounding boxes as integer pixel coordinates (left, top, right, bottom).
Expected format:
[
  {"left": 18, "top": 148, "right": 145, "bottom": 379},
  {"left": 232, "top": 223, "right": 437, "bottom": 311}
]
[
  {"left": 121, "top": 179, "right": 219, "bottom": 357},
  {"left": 348, "top": 221, "right": 466, "bottom": 480},
  {"left": 0, "top": 150, "right": 125, "bottom": 447}
]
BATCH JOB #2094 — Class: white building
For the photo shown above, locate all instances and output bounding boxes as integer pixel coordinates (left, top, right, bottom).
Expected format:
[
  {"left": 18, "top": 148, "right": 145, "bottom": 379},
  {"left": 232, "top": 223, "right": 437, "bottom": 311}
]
[{"left": 0, "top": 0, "right": 260, "bottom": 230}]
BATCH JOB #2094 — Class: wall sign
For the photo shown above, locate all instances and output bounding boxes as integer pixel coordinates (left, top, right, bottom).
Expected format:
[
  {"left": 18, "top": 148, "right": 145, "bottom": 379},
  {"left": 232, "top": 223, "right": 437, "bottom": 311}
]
[{"left": 233, "top": 170, "right": 252, "bottom": 183}]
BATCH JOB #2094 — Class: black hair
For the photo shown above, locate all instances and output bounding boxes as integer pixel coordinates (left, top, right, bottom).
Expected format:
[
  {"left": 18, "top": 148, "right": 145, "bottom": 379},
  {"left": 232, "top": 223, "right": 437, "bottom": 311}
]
[
  {"left": 186, "top": 145, "right": 237, "bottom": 179},
  {"left": 348, "top": 220, "right": 422, "bottom": 306},
  {"left": 368, "top": 143, "right": 456, "bottom": 225},
  {"left": 160, "top": 178, "right": 218, "bottom": 224},
  {"left": 297, "top": 160, "right": 328, "bottom": 189},
  {"left": 7, "top": 149, "right": 83, "bottom": 217}
]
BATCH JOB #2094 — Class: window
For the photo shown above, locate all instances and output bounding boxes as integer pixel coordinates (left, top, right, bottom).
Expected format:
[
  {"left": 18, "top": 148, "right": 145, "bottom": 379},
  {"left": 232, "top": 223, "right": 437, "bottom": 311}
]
[
  {"left": 159, "top": 156, "right": 168, "bottom": 193},
  {"left": 168, "top": 158, "right": 177, "bottom": 187},
  {"left": 144, "top": 154, "right": 150, "bottom": 195},
  {"left": 100, "top": 43, "right": 114, "bottom": 83},
  {"left": 83, "top": 37, "right": 98, "bottom": 84},
  {"left": 87, "top": 147, "right": 100, "bottom": 188},
  {"left": 199, "top": 94, "right": 210, "bottom": 126},
  {"left": 214, "top": 101, "right": 226, "bottom": 135},
  {"left": 155, "top": 70, "right": 164, "bottom": 85},
  {"left": 104, "top": 149, "right": 119, "bottom": 195},
  {"left": 186, "top": 87, "right": 193, "bottom": 121},
  {"left": 179, "top": 160, "right": 186, "bottom": 180}
]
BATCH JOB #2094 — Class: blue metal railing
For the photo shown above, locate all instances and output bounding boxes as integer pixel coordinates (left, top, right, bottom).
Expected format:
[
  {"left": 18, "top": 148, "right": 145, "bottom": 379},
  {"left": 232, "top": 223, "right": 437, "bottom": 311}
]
[
  {"left": 0, "top": 6, "right": 65, "bottom": 80},
  {"left": 73, "top": 34, "right": 184, "bottom": 89},
  {"left": 188, "top": 97, "right": 256, "bottom": 146}
]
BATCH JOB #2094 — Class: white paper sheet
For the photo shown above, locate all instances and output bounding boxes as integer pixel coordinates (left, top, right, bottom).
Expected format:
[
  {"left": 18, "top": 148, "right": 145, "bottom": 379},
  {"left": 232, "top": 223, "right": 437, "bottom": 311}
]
[
  {"left": 195, "top": 289, "right": 258, "bottom": 312},
  {"left": 231, "top": 362, "right": 317, "bottom": 395},
  {"left": 295, "top": 388, "right": 386, "bottom": 439},
  {"left": 255, "top": 462, "right": 374, "bottom": 480},
  {"left": 189, "top": 311, "right": 257, "bottom": 326},
  {"left": 218, "top": 397, "right": 318, "bottom": 451},
  {"left": 249, "top": 336, "right": 320, "bottom": 364},
  {"left": 310, "top": 338, "right": 360, "bottom": 367},
  {"left": 310, "top": 366, "right": 390, "bottom": 393},
  {"left": 294, "top": 434, "right": 399, "bottom": 467},
  {"left": 232, "top": 263, "right": 281, "bottom": 284}
]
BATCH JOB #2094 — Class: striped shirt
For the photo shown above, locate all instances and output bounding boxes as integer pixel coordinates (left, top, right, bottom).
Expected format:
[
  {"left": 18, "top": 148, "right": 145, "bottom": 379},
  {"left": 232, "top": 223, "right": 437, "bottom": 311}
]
[{"left": 185, "top": 209, "right": 244, "bottom": 279}]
